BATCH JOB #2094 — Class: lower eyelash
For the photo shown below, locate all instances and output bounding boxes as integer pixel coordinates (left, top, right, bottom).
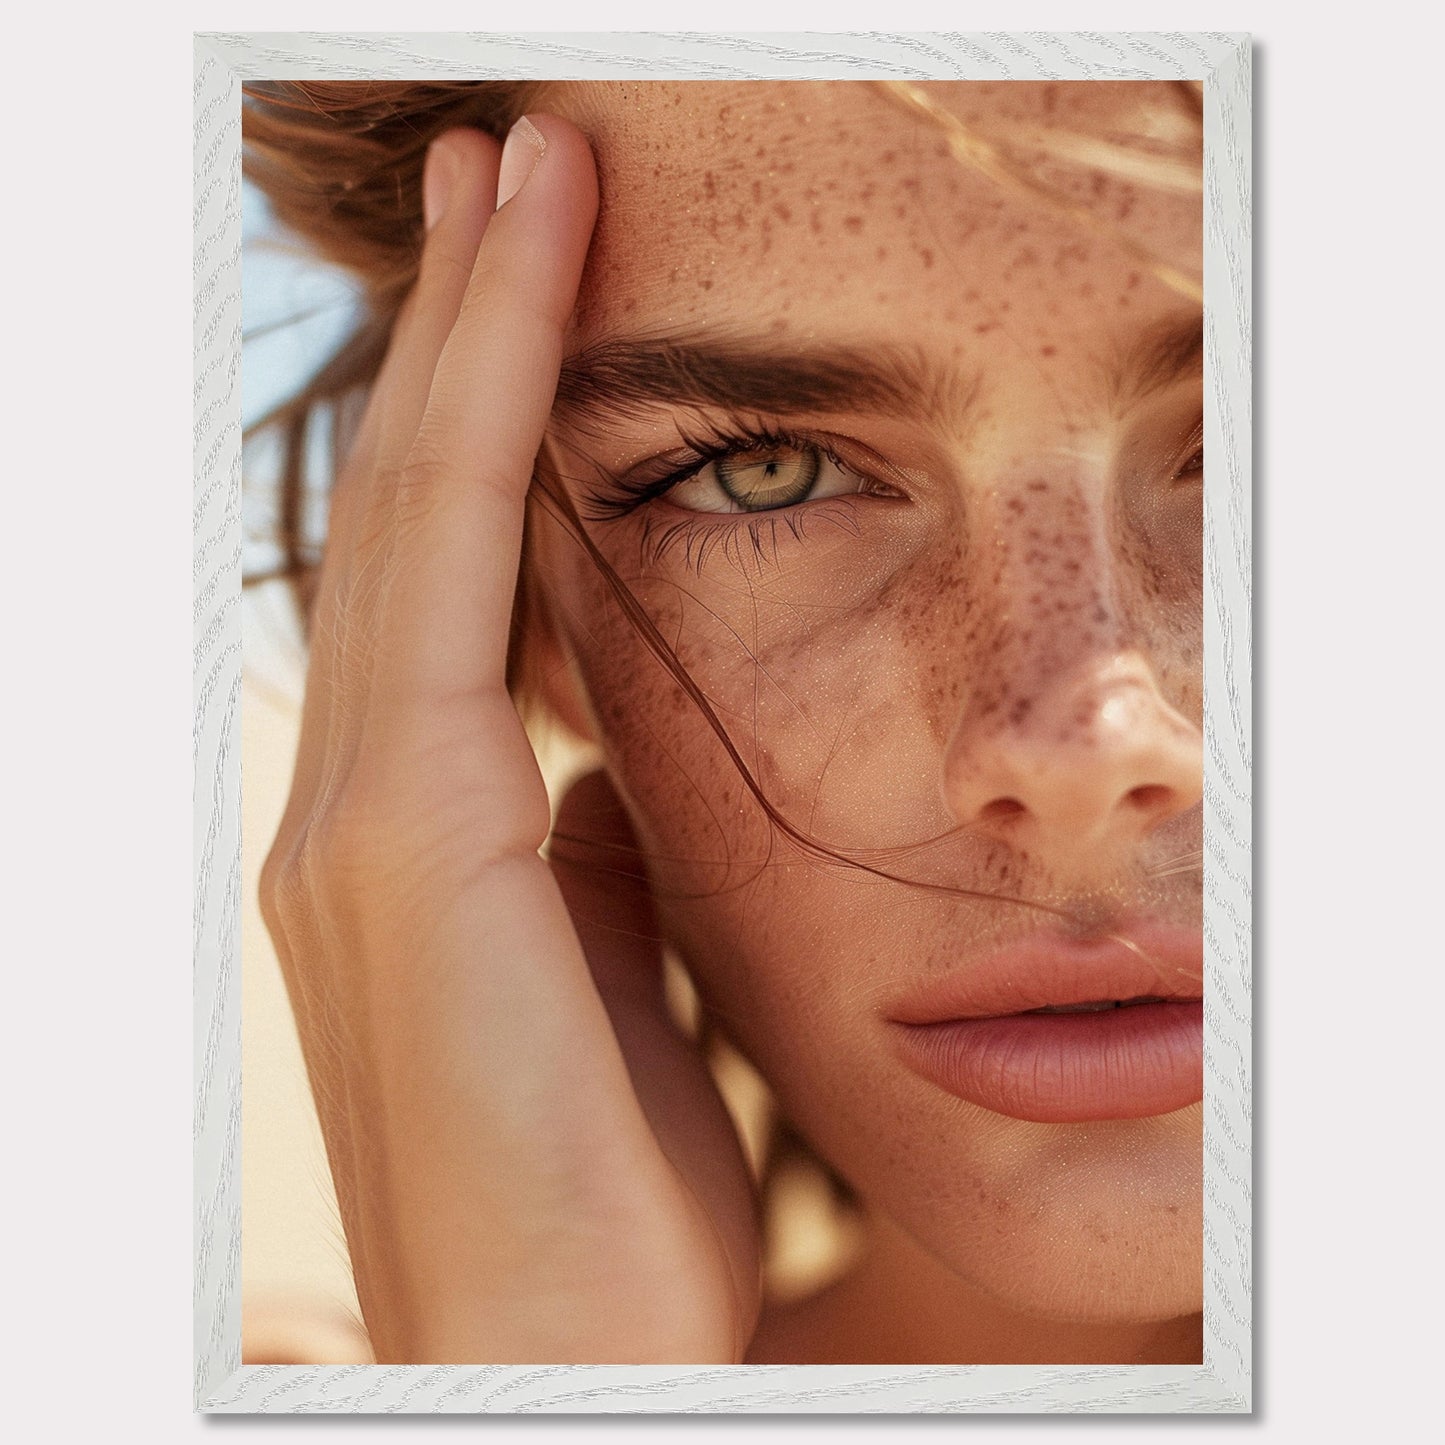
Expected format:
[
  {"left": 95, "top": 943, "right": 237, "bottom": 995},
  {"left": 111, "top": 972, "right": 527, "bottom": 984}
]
[{"left": 637, "top": 498, "right": 863, "bottom": 574}]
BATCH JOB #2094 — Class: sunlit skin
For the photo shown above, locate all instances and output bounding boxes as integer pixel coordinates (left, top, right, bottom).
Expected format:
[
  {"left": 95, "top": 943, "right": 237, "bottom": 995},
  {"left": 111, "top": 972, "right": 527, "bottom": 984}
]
[
  {"left": 530, "top": 81, "right": 1204, "bottom": 1359},
  {"left": 260, "top": 78, "right": 1205, "bottom": 1367}
]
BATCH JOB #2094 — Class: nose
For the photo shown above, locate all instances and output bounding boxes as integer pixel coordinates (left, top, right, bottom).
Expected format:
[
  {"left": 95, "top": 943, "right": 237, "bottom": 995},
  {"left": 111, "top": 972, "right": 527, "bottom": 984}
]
[{"left": 942, "top": 649, "right": 1202, "bottom": 854}]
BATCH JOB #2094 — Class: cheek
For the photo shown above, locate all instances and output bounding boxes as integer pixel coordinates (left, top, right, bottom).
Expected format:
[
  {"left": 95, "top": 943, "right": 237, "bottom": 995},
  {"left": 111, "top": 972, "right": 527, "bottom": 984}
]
[
  {"left": 547, "top": 486, "right": 1203, "bottom": 866},
  {"left": 545, "top": 535, "right": 778, "bottom": 898},
  {"left": 554, "top": 516, "right": 980, "bottom": 866}
]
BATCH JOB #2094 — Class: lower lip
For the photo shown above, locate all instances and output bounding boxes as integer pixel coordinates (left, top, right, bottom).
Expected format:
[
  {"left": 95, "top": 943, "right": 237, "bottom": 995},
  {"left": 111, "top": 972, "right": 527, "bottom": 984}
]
[{"left": 892, "top": 1000, "right": 1203, "bottom": 1123}]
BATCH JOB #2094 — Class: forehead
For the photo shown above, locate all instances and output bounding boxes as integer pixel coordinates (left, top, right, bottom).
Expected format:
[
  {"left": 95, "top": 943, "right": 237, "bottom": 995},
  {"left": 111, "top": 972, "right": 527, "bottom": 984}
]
[{"left": 546, "top": 80, "right": 1201, "bottom": 362}]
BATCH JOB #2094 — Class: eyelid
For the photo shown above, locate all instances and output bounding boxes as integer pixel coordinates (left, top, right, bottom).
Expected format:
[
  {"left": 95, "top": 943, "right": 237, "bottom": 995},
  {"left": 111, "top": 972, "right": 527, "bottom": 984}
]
[
  {"left": 584, "top": 414, "right": 910, "bottom": 519},
  {"left": 1118, "top": 412, "right": 1203, "bottom": 484},
  {"left": 1170, "top": 419, "right": 1205, "bottom": 477}
]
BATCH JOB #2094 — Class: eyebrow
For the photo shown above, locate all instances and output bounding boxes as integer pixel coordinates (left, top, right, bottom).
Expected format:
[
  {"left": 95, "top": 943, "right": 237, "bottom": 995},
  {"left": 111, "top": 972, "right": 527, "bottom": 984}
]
[
  {"left": 1111, "top": 315, "right": 1204, "bottom": 408},
  {"left": 554, "top": 333, "right": 980, "bottom": 436},
  {"left": 553, "top": 315, "right": 1203, "bottom": 436}
]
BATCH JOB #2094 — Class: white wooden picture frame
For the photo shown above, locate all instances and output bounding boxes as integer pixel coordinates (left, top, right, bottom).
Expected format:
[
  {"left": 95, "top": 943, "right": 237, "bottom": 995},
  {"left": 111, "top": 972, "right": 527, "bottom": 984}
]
[{"left": 194, "top": 29, "right": 1251, "bottom": 1414}]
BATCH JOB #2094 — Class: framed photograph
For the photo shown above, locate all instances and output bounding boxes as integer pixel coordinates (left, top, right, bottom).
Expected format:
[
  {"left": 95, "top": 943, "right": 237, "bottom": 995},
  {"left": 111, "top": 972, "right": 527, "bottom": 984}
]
[{"left": 195, "top": 30, "right": 1251, "bottom": 1414}]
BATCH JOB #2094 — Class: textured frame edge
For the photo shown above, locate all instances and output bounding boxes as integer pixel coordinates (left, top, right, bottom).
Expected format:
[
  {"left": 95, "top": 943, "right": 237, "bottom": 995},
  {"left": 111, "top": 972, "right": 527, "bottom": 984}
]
[{"left": 193, "top": 30, "right": 1251, "bottom": 1414}]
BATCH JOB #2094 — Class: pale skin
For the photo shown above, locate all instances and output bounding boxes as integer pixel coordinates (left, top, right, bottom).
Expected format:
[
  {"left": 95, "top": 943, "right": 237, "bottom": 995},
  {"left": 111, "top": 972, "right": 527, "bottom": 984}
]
[{"left": 261, "top": 82, "right": 1205, "bottom": 1365}]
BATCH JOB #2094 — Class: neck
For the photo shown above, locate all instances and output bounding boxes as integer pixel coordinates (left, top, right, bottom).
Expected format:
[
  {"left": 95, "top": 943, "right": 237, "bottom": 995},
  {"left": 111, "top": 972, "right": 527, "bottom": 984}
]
[{"left": 748, "top": 1209, "right": 1203, "bottom": 1365}]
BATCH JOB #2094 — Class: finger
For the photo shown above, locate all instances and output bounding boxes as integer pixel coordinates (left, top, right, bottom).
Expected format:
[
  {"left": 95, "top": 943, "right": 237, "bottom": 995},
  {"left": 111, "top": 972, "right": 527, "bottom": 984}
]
[
  {"left": 368, "top": 113, "right": 599, "bottom": 711},
  {"left": 280, "top": 128, "right": 504, "bottom": 818},
  {"left": 329, "top": 127, "right": 504, "bottom": 616},
  {"left": 327, "top": 129, "right": 503, "bottom": 591},
  {"left": 371, "top": 128, "right": 505, "bottom": 478}
]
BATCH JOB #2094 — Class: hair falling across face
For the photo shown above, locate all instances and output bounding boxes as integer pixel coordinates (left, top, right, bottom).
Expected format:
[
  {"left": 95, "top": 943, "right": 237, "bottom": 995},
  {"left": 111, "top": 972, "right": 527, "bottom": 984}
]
[
  {"left": 244, "top": 76, "right": 1208, "bottom": 1356},
  {"left": 527, "top": 80, "right": 1206, "bottom": 1327}
]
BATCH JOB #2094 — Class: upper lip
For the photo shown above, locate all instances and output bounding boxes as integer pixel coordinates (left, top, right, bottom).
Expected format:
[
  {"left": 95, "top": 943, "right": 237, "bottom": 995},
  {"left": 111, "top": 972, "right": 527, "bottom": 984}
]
[{"left": 885, "top": 921, "right": 1203, "bottom": 1024}]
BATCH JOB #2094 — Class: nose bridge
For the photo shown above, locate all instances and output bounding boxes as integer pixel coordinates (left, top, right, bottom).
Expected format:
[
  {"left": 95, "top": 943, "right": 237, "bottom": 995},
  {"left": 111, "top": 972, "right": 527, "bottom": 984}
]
[{"left": 971, "top": 463, "right": 1125, "bottom": 717}]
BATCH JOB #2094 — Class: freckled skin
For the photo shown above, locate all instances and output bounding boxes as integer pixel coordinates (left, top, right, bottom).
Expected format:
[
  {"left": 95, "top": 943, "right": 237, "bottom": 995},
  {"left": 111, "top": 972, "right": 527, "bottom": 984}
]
[{"left": 532, "top": 81, "right": 1205, "bottom": 1332}]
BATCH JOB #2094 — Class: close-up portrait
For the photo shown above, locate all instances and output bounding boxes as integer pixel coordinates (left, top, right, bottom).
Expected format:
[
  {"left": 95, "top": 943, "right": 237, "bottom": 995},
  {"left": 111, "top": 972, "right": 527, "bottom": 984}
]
[{"left": 237, "top": 73, "right": 1214, "bottom": 1371}]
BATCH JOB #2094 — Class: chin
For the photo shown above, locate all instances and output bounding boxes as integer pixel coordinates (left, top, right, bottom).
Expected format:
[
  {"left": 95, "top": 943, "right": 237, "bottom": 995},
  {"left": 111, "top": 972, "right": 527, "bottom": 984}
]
[
  {"left": 814, "top": 1084, "right": 1202, "bottom": 1332},
  {"left": 917, "top": 1103, "right": 1205, "bottom": 1324},
  {"left": 961, "top": 1228, "right": 1205, "bottom": 1328}
]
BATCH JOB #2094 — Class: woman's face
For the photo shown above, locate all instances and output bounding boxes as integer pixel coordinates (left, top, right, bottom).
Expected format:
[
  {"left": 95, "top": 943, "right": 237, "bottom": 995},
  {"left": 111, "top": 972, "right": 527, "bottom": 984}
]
[{"left": 535, "top": 80, "right": 1205, "bottom": 1323}]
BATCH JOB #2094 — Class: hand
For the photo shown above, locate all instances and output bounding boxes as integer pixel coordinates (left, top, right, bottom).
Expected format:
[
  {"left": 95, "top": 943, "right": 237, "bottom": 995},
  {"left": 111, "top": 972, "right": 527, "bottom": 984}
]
[{"left": 259, "top": 116, "right": 761, "bottom": 1365}]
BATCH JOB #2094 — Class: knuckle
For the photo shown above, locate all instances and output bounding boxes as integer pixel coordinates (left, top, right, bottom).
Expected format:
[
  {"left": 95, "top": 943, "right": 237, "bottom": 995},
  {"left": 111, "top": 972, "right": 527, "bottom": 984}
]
[
  {"left": 419, "top": 244, "right": 476, "bottom": 297},
  {"left": 395, "top": 440, "right": 452, "bottom": 525},
  {"left": 258, "top": 826, "right": 316, "bottom": 947},
  {"left": 308, "top": 773, "right": 398, "bottom": 875},
  {"left": 459, "top": 278, "right": 559, "bottom": 352},
  {"left": 457, "top": 241, "right": 509, "bottom": 308},
  {"left": 397, "top": 432, "right": 523, "bottom": 527},
  {"left": 258, "top": 776, "right": 399, "bottom": 934},
  {"left": 397, "top": 441, "right": 445, "bottom": 493},
  {"left": 457, "top": 239, "right": 565, "bottom": 337}
]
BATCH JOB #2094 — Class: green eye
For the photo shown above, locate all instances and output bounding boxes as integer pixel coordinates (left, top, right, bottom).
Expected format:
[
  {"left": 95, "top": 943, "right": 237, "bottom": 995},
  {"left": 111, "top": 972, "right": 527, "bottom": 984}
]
[{"left": 714, "top": 445, "right": 822, "bottom": 511}]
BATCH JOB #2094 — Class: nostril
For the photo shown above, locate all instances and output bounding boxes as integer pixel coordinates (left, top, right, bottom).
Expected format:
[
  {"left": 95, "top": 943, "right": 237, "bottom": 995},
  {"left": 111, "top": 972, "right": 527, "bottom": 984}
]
[
  {"left": 979, "top": 797, "right": 1026, "bottom": 822},
  {"left": 1124, "top": 784, "right": 1175, "bottom": 816}
]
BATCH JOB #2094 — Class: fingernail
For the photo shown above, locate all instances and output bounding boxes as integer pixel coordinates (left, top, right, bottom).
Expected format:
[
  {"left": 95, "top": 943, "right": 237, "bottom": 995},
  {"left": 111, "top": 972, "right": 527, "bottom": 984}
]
[
  {"left": 496, "top": 116, "right": 547, "bottom": 209},
  {"left": 423, "top": 137, "right": 463, "bottom": 232}
]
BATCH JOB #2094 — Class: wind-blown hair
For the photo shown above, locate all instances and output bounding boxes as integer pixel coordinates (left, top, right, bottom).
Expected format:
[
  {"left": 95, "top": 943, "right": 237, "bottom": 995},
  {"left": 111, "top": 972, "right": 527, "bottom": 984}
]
[{"left": 241, "top": 78, "right": 1204, "bottom": 1303}]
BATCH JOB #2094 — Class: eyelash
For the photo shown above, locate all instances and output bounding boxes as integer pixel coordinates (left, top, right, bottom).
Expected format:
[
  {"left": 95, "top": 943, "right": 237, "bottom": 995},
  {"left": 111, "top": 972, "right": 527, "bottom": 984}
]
[
  {"left": 574, "top": 414, "right": 1202, "bottom": 573},
  {"left": 1171, "top": 421, "right": 1205, "bottom": 480},
  {"left": 579, "top": 416, "right": 886, "bottom": 571},
  {"left": 583, "top": 417, "right": 867, "bottom": 516}
]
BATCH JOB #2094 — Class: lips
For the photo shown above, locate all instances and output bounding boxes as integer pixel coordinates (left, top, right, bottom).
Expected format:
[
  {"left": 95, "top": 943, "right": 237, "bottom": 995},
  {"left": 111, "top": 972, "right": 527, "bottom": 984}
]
[{"left": 886, "top": 924, "right": 1203, "bottom": 1122}]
